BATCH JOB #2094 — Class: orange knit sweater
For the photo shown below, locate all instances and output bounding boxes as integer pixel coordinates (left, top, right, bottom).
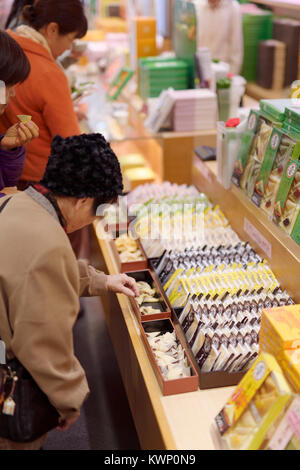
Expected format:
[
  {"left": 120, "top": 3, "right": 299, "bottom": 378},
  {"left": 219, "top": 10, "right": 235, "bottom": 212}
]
[{"left": 0, "top": 31, "right": 81, "bottom": 182}]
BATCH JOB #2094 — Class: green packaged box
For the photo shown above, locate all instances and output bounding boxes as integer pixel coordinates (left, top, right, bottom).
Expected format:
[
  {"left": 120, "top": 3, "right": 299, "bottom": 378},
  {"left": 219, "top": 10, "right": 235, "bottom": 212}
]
[
  {"left": 291, "top": 210, "right": 300, "bottom": 245},
  {"left": 282, "top": 122, "right": 300, "bottom": 142},
  {"left": 284, "top": 101, "right": 300, "bottom": 127},
  {"left": 238, "top": 115, "right": 273, "bottom": 197},
  {"left": 252, "top": 128, "right": 287, "bottom": 207},
  {"left": 272, "top": 151, "right": 300, "bottom": 235},
  {"left": 259, "top": 99, "right": 290, "bottom": 127},
  {"left": 260, "top": 133, "right": 296, "bottom": 218},
  {"left": 232, "top": 110, "right": 262, "bottom": 187},
  {"left": 139, "top": 57, "right": 189, "bottom": 99}
]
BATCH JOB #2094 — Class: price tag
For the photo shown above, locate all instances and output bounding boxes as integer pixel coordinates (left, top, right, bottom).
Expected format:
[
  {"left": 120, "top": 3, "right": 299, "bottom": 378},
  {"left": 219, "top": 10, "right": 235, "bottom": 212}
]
[
  {"left": 288, "top": 405, "right": 300, "bottom": 439},
  {"left": 244, "top": 218, "right": 272, "bottom": 259}
]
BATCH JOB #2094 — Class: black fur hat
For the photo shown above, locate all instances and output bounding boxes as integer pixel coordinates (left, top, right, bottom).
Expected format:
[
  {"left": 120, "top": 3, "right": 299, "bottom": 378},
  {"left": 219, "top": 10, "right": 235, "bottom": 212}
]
[{"left": 40, "top": 133, "right": 123, "bottom": 201}]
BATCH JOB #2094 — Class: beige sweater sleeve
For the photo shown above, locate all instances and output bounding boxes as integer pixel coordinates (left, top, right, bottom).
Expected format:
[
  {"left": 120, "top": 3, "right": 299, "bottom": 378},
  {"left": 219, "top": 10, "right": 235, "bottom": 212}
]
[
  {"left": 10, "top": 245, "right": 90, "bottom": 420},
  {"left": 77, "top": 259, "right": 108, "bottom": 297}
]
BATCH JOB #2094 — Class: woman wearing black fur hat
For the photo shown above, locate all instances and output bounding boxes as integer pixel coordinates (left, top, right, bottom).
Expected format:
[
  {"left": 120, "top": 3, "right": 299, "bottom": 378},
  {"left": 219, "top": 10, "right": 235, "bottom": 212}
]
[{"left": 0, "top": 133, "right": 139, "bottom": 450}]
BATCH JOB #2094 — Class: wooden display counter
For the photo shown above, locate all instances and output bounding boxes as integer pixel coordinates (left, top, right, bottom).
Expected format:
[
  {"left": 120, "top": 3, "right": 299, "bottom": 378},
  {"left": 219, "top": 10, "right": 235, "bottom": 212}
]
[
  {"left": 90, "top": 222, "right": 234, "bottom": 450},
  {"left": 90, "top": 157, "right": 299, "bottom": 449}
]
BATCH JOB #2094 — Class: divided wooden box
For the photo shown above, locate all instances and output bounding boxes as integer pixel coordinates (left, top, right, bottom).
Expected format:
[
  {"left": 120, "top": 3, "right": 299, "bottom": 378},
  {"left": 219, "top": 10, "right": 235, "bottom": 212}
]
[
  {"left": 125, "top": 269, "right": 172, "bottom": 321},
  {"left": 140, "top": 318, "right": 199, "bottom": 396},
  {"left": 105, "top": 224, "right": 148, "bottom": 273}
]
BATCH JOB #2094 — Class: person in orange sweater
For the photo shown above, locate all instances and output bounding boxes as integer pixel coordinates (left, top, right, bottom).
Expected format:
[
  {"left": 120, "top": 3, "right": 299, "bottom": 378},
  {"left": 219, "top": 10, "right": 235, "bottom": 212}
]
[{"left": 0, "top": 0, "right": 88, "bottom": 187}]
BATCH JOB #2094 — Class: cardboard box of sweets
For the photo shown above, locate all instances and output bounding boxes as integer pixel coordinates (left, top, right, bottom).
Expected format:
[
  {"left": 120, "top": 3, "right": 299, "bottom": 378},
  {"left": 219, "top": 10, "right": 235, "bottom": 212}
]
[
  {"left": 125, "top": 269, "right": 172, "bottom": 322},
  {"left": 251, "top": 128, "right": 295, "bottom": 209},
  {"left": 214, "top": 352, "right": 292, "bottom": 450},
  {"left": 265, "top": 396, "right": 300, "bottom": 450},
  {"left": 259, "top": 132, "right": 297, "bottom": 217},
  {"left": 260, "top": 337, "right": 300, "bottom": 392},
  {"left": 140, "top": 317, "right": 199, "bottom": 395},
  {"left": 281, "top": 348, "right": 300, "bottom": 391},
  {"left": 272, "top": 158, "right": 300, "bottom": 234},
  {"left": 232, "top": 110, "right": 273, "bottom": 197},
  {"left": 131, "top": 17, "right": 156, "bottom": 40},
  {"left": 259, "top": 305, "right": 300, "bottom": 351},
  {"left": 291, "top": 213, "right": 300, "bottom": 245}
]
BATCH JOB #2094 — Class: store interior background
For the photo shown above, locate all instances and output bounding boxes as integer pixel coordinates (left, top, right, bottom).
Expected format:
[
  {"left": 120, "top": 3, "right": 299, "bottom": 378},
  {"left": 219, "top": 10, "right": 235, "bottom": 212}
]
[{"left": 1, "top": 0, "right": 300, "bottom": 450}]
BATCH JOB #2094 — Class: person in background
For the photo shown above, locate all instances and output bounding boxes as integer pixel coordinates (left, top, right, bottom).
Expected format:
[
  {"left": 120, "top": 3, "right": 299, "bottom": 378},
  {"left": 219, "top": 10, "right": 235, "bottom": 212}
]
[
  {"left": 0, "top": 0, "right": 87, "bottom": 188},
  {"left": 194, "top": 0, "right": 243, "bottom": 75},
  {"left": 5, "top": 0, "right": 87, "bottom": 74},
  {"left": 0, "top": 0, "right": 14, "bottom": 29},
  {"left": 2, "top": 0, "right": 89, "bottom": 256},
  {"left": 0, "top": 133, "right": 139, "bottom": 450},
  {"left": 4, "top": 0, "right": 24, "bottom": 29},
  {"left": 0, "top": 30, "right": 39, "bottom": 197}
]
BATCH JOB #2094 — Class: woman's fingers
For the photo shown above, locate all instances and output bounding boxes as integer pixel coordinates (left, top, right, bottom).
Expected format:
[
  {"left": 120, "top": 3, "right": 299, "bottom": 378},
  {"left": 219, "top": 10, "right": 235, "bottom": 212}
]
[
  {"left": 17, "top": 125, "right": 28, "bottom": 143},
  {"left": 26, "top": 120, "right": 39, "bottom": 138},
  {"left": 17, "top": 121, "right": 39, "bottom": 143}
]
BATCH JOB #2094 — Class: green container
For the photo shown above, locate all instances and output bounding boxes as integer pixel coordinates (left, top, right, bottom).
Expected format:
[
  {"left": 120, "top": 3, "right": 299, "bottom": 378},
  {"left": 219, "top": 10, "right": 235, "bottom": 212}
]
[
  {"left": 284, "top": 104, "right": 300, "bottom": 128},
  {"left": 139, "top": 57, "right": 189, "bottom": 99},
  {"left": 282, "top": 122, "right": 300, "bottom": 141},
  {"left": 241, "top": 11, "right": 273, "bottom": 81},
  {"left": 259, "top": 99, "right": 291, "bottom": 123}
]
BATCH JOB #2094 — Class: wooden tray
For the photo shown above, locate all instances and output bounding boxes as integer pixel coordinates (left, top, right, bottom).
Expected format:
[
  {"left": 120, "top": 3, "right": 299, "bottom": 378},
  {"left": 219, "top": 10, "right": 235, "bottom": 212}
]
[
  {"left": 140, "top": 318, "right": 199, "bottom": 396},
  {"left": 125, "top": 269, "right": 172, "bottom": 322}
]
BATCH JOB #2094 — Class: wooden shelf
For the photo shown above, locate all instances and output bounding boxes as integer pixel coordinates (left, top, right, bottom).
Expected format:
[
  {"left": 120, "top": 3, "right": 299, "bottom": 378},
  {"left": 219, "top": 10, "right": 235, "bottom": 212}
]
[
  {"left": 91, "top": 221, "right": 235, "bottom": 450},
  {"left": 251, "top": 0, "right": 300, "bottom": 11},
  {"left": 246, "top": 83, "right": 290, "bottom": 101},
  {"left": 192, "top": 157, "right": 300, "bottom": 303}
]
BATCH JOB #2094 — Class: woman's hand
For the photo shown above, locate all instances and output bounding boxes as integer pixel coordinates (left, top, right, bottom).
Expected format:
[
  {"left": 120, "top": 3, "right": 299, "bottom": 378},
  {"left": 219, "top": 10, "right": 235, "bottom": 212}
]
[
  {"left": 0, "top": 186, "right": 19, "bottom": 195},
  {"left": 1, "top": 121, "right": 39, "bottom": 150},
  {"left": 56, "top": 414, "right": 79, "bottom": 432},
  {"left": 106, "top": 274, "right": 140, "bottom": 298}
]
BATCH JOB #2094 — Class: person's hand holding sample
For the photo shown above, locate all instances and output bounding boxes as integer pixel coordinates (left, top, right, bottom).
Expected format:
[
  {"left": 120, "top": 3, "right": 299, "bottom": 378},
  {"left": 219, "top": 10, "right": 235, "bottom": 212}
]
[{"left": 1, "top": 118, "right": 39, "bottom": 150}]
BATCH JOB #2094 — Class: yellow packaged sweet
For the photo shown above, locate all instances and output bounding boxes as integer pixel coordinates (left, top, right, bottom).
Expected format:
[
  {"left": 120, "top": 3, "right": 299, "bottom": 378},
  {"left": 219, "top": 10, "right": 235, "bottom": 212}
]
[
  {"left": 136, "top": 38, "right": 157, "bottom": 58},
  {"left": 260, "top": 305, "right": 300, "bottom": 350},
  {"left": 118, "top": 153, "right": 146, "bottom": 171},
  {"left": 265, "top": 396, "right": 300, "bottom": 450},
  {"left": 282, "top": 348, "right": 300, "bottom": 391},
  {"left": 132, "top": 17, "right": 156, "bottom": 40},
  {"left": 215, "top": 352, "right": 292, "bottom": 450},
  {"left": 124, "top": 167, "right": 156, "bottom": 190}
]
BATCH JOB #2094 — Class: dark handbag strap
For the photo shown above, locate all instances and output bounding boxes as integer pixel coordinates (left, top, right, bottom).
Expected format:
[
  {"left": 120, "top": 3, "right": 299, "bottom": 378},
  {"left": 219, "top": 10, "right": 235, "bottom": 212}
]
[{"left": 0, "top": 197, "right": 12, "bottom": 213}]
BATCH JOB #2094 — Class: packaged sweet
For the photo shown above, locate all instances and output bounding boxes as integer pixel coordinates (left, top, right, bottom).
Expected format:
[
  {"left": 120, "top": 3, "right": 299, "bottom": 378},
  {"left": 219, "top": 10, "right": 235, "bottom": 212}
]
[
  {"left": 232, "top": 110, "right": 260, "bottom": 185},
  {"left": 281, "top": 348, "right": 300, "bottom": 392},
  {"left": 273, "top": 159, "right": 300, "bottom": 234},
  {"left": 239, "top": 119, "right": 273, "bottom": 198},
  {"left": 291, "top": 208, "right": 300, "bottom": 245},
  {"left": 265, "top": 396, "right": 300, "bottom": 450},
  {"left": 260, "top": 305, "right": 300, "bottom": 351},
  {"left": 252, "top": 127, "right": 283, "bottom": 207},
  {"left": 260, "top": 134, "right": 297, "bottom": 217},
  {"left": 214, "top": 353, "right": 292, "bottom": 450}
]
